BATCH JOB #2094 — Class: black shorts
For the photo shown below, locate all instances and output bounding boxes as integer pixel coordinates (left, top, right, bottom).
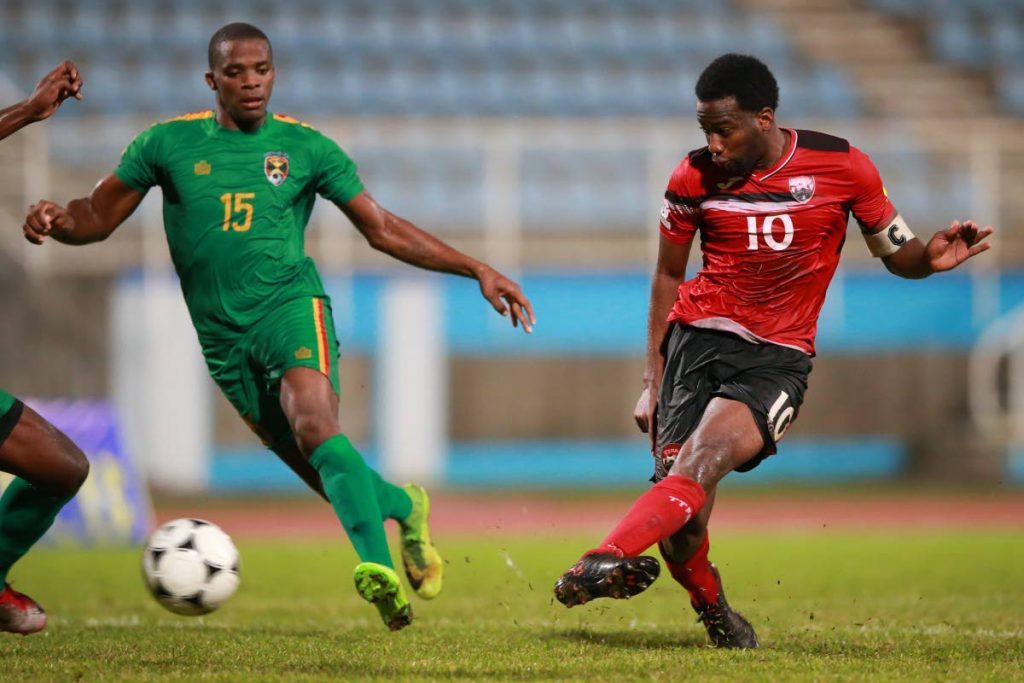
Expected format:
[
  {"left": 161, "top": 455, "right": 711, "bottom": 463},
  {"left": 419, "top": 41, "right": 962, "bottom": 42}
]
[{"left": 653, "top": 324, "right": 812, "bottom": 480}]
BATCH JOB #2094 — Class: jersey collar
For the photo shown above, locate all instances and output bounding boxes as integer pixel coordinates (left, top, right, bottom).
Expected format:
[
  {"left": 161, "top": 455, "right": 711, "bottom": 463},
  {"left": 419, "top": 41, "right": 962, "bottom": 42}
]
[
  {"left": 211, "top": 112, "right": 273, "bottom": 137},
  {"left": 752, "top": 128, "right": 797, "bottom": 182}
]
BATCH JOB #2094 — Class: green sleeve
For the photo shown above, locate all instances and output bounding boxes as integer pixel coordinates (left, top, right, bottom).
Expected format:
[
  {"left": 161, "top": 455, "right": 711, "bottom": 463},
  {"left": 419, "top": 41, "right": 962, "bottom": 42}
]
[
  {"left": 314, "top": 134, "right": 364, "bottom": 204},
  {"left": 114, "top": 125, "right": 162, "bottom": 192}
]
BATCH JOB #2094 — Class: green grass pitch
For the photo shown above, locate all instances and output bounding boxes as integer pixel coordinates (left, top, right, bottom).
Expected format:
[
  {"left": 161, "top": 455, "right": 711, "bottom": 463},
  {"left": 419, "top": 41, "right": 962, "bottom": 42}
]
[{"left": 3, "top": 531, "right": 1022, "bottom": 681}]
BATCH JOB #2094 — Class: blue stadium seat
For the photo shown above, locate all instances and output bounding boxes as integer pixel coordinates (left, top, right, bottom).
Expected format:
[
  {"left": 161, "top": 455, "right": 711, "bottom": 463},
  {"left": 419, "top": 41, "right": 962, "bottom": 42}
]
[
  {"left": 928, "top": 14, "right": 986, "bottom": 69},
  {"left": 0, "top": 2, "right": 865, "bottom": 126},
  {"left": 998, "top": 70, "right": 1024, "bottom": 115}
]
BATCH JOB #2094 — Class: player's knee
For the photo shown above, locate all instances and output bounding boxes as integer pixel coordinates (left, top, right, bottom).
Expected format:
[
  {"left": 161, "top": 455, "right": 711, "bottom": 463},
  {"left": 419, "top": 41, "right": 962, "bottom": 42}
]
[
  {"left": 42, "top": 443, "right": 90, "bottom": 500},
  {"left": 60, "top": 445, "right": 90, "bottom": 498},
  {"left": 290, "top": 411, "right": 339, "bottom": 455},
  {"left": 660, "top": 531, "right": 702, "bottom": 563},
  {"left": 670, "top": 439, "right": 733, "bottom": 488}
]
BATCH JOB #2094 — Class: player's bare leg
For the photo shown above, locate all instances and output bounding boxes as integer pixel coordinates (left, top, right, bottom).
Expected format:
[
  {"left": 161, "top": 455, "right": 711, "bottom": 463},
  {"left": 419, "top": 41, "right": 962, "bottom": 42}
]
[
  {"left": 269, "top": 439, "right": 327, "bottom": 502},
  {"left": 554, "top": 399, "right": 760, "bottom": 621},
  {"left": 0, "top": 403, "right": 89, "bottom": 635}
]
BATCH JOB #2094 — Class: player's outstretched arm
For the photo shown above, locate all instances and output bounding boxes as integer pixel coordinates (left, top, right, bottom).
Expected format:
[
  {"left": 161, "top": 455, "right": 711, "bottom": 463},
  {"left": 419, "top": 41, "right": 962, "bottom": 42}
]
[
  {"left": 634, "top": 235, "right": 691, "bottom": 446},
  {"left": 24, "top": 174, "right": 145, "bottom": 246},
  {"left": 0, "top": 61, "right": 82, "bottom": 142},
  {"left": 337, "top": 191, "right": 535, "bottom": 333},
  {"left": 878, "top": 215, "right": 994, "bottom": 279}
]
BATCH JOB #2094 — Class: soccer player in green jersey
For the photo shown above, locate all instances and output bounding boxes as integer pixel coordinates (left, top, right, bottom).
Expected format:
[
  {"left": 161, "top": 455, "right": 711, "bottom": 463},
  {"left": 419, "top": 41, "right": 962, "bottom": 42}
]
[
  {"left": 0, "top": 61, "right": 91, "bottom": 635},
  {"left": 24, "top": 24, "right": 534, "bottom": 631}
]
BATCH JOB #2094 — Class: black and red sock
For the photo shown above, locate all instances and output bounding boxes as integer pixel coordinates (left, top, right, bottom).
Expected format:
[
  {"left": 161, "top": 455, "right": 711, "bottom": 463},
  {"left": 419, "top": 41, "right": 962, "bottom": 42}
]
[{"left": 660, "top": 532, "right": 721, "bottom": 607}]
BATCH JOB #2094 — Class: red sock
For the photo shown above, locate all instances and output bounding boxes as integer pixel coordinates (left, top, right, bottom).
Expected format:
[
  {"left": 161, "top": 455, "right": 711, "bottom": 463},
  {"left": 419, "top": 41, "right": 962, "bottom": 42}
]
[
  {"left": 660, "top": 532, "right": 721, "bottom": 606},
  {"left": 589, "top": 475, "right": 706, "bottom": 557}
]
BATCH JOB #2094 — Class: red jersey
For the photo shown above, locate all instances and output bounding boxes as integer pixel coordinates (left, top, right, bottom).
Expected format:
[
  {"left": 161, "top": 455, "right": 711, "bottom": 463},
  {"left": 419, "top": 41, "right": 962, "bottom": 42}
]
[{"left": 660, "top": 128, "right": 895, "bottom": 355}]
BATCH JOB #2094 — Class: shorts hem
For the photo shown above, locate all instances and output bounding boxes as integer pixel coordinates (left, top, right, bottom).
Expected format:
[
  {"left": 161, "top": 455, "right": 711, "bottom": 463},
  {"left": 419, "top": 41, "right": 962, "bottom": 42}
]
[
  {"left": 712, "top": 388, "right": 777, "bottom": 473},
  {"left": 271, "top": 359, "right": 340, "bottom": 396}
]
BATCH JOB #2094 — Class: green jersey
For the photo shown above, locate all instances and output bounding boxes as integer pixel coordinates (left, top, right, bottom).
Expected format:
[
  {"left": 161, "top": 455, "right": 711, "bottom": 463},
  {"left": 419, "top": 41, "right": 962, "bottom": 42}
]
[{"left": 115, "top": 111, "right": 364, "bottom": 346}]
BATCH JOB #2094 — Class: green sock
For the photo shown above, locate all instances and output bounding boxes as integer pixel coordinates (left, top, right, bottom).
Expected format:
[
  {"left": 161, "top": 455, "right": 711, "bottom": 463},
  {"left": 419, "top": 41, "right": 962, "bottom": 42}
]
[
  {"left": 0, "top": 477, "right": 72, "bottom": 585},
  {"left": 310, "top": 434, "right": 409, "bottom": 568},
  {"left": 369, "top": 469, "right": 413, "bottom": 522}
]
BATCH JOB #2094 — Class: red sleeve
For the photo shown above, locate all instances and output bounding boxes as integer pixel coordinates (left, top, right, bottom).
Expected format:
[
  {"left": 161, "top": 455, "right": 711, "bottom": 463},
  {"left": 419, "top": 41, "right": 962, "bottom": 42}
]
[
  {"left": 848, "top": 145, "right": 896, "bottom": 231},
  {"left": 659, "top": 157, "right": 700, "bottom": 244}
]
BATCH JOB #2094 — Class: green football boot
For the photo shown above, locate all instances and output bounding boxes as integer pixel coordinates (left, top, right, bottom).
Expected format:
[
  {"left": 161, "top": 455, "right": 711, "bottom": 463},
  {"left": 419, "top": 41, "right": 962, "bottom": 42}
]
[
  {"left": 399, "top": 484, "right": 444, "bottom": 599},
  {"left": 353, "top": 562, "right": 413, "bottom": 631}
]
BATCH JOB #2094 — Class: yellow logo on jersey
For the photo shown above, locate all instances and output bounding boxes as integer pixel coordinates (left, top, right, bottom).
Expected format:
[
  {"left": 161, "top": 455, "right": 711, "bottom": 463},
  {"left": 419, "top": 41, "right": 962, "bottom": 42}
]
[
  {"left": 294, "top": 346, "right": 313, "bottom": 360},
  {"left": 194, "top": 160, "right": 211, "bottom": 175},
  {"left": 264, "top": 152, "right": 289, "bottom": 186}
]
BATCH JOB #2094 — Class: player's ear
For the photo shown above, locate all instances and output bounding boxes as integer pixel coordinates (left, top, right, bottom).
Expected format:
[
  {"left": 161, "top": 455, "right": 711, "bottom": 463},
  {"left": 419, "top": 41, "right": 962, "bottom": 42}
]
[
  {"left": 756, "top": 107, "right": 774, "bottom": 132},
  {"left": 205, "top": 71, "right": 217, "bottom": 91}
]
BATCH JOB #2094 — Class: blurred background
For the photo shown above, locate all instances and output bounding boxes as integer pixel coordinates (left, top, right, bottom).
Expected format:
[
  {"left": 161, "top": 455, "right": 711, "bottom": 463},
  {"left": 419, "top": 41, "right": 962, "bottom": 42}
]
[{"left": 1, "top": 0, "right": 1024, "bottom": 534}]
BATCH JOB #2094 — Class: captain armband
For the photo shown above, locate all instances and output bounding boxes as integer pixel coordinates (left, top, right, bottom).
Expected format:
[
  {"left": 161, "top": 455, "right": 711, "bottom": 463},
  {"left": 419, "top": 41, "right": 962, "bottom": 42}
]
[{"left": 864, "top": 214, "right": 915, "bottom": 258}]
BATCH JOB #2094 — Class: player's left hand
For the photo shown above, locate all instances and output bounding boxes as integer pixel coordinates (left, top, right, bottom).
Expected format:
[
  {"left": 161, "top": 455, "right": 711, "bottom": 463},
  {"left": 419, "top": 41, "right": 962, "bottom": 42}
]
[
  {"left": 477, "top": 266, "right": 535, "bottom": 334},
  {"left": 926, "top": 220, "right": 994, "bottom": 273},
  {"left": 24, "top": 61, "right": 83, "bottom": 122}
]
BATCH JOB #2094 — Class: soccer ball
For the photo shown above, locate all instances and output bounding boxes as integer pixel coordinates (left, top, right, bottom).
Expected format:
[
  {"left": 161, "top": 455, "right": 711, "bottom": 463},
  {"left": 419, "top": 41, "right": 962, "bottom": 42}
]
[{"left": 141, "top": 518, "right": 240, "bottom": 616}]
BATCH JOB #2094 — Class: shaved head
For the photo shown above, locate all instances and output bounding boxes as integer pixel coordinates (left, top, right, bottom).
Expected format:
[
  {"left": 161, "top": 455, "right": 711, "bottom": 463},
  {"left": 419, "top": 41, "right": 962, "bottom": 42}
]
[{"left": 208, "top": 22, "right": 271, "bottom": 70}]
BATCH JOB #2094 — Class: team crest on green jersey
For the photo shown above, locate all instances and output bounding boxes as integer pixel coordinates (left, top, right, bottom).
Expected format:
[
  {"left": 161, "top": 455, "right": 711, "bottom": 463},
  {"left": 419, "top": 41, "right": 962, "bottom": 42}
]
[{"left": 264, "top": 152, "right": 289, "bottom": 186}]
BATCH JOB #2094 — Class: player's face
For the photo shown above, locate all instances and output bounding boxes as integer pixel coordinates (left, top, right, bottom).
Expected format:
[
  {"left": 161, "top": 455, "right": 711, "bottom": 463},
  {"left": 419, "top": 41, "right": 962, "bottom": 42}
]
[
  {"left": 697, "top": 97, "right": 773, "bottom": 176},
  {"left": 206, "top": 38, "right": 275, "bottom": 130}
]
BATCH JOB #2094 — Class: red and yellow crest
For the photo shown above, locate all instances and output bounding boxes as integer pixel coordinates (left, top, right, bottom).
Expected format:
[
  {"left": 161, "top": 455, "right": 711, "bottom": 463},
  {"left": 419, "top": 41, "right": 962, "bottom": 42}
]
[{"left": 264, "top": 152, "right": 289, "bottom": 186}]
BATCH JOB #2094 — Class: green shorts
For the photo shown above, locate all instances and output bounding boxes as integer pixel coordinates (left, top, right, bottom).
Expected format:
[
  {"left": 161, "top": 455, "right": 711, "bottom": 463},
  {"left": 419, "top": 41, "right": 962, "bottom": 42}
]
[
  {"left": 0, "top": 388, "right": 24, "bottom": 449},
  {"left": 204, "top": 296, "right": 340, "bottom": 448}
]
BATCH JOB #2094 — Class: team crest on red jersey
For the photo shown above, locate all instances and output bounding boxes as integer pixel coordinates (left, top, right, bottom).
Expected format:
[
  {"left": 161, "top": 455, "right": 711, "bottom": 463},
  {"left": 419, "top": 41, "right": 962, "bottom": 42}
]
[
  {"left": 788, "top": 175, "right": 815, "bottom": 203},
  {"left": 264, "top": 152, "right": 289, "bottom": 186}
]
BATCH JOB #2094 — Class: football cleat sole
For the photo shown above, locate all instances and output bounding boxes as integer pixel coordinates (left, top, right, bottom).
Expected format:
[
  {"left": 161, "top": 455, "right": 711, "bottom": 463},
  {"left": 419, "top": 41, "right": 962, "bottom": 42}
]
[
  {"left": 354, "top": 562, "right": 413, "bottom": 631},
  {"left": 553, "top": 553, "right": 660, "bottom": 608}
]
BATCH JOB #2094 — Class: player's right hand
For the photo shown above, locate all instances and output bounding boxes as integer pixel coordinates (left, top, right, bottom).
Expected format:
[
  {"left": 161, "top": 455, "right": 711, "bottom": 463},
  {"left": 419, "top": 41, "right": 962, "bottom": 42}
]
[
  {"left": 633, "top": 383, "right": 658, "bottom": 451},
  {"left": 24, "top": 61, "right": 83, "bottom": 122},
  {"left": 23, "top": 201, "right": 73, "bottom": 245}
]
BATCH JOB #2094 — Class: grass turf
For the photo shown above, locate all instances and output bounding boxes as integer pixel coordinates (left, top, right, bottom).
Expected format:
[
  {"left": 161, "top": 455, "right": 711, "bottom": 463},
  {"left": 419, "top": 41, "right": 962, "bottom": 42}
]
[{"left": 2, "top": 531, "right": 1022, "bottom": 681}]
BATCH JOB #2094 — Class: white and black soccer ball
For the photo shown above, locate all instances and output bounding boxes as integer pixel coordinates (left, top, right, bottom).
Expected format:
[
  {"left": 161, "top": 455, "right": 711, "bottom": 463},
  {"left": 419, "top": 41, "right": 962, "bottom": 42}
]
[{"left": 142, "top": 518, "right": 240, "bottom": 616}]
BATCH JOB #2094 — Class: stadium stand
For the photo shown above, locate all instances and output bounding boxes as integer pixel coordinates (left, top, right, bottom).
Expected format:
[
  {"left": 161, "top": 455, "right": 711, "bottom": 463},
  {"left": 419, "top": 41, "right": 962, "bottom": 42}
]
[
  {"left": 864, "top": 0, "right": 1024, "bottom": 114},
  {"left": 0, "top": 0, "right": 1021, "bottom": 488},
  {"left": 0, "top": 0, "right": 1019, "bottom": 260},
  {"left": 0, "top": 0, "right": 861, "bottom": 118}
]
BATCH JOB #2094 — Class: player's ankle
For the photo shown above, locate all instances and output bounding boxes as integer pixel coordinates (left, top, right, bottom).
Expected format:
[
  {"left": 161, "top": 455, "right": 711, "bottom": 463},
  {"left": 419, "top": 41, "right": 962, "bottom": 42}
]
[{"left": 583, "top": 544, "right": 625, "bottom": 558}]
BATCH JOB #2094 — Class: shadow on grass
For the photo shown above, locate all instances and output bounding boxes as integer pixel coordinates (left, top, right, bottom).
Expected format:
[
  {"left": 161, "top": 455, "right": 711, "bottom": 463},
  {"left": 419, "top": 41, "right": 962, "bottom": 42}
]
[{"left": 551, "top": 627, "right": 706, "bottom": 651}]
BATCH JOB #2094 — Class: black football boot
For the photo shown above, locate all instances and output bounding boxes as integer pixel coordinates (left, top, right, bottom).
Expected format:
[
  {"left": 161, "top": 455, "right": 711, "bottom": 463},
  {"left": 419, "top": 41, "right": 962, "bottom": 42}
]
[
  {"left": 553, "top": 552, "right": 660, "bottom": 607},
  {"left": 692, "top": 565, "right": 759, "bottom": 649}
]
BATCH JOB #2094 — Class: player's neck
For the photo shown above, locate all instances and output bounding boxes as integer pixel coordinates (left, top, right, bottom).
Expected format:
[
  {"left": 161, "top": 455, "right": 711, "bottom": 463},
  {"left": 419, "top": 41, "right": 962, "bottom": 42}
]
[
  {"left": 216, "top": 109, "right": 267, "bottom": 133},
  {"left": 756, "top": 127, "right": 790, "bottom": 172}
]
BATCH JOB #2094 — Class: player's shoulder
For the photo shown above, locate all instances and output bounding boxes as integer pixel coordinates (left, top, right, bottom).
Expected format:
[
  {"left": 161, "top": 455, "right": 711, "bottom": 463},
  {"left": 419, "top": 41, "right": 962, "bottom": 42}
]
[
  {"left": 138, "top": 110, "right": 215, "bottom": 139},
  {"left": 270, "top": 113, "right": 343, "bottom": 152},
  {"left": 155, "top": 110, "right": 216, "bottom": 133},
  {"left": 163, "top": 110, "right": 216, "bottom": 125},
  {"left": 669, "top": 146, "right": 712, "bottom": 183},
  {"left": 271, "top": 113, "right": 325, "bottom": 140},
  {"left": 793, "top": 129, "right": 879, "bottom": 177},
  {"left": 272, "top": 112, "right": 318, "bottom": 130},
  {"left": 793, "top": 129, "right": 850, "bottom": 154}
]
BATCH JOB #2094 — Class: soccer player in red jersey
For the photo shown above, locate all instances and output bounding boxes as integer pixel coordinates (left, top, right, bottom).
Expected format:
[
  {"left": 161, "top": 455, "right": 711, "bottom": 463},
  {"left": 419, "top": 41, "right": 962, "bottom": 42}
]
[
  {"left": 0, "top": 61, "right": 90, "bottom": 635},
  {"left": 553, "top": 54, "right": 993, "bottom": 648}
]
